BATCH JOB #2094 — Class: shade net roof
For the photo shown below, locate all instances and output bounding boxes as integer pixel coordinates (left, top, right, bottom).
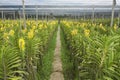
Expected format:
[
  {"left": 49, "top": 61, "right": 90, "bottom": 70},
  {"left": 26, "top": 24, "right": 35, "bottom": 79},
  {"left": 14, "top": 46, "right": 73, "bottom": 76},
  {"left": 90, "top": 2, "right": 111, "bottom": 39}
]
[
  {"left": 0, "top": 0, "right": 120, "bottom": 5},
  {"left": 0, "top": 0, "right": 120, "bottom": 16}
]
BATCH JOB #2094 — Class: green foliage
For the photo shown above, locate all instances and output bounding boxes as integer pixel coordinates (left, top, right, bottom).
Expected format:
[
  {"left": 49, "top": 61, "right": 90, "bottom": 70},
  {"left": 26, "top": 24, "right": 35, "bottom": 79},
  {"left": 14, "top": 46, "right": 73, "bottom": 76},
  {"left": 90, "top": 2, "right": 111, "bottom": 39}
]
[
  {"left": 79, "top": 35, "right": 120, "bottom": 80},
  {"left": 61, "top": 27, "right": 74, "bottom": 80},
  {"left": 61, "top": 20, "right": 120, "bottom": 80},
  {"left": 37, "top": 29, "right": 57, "bottom": 80},
  {"left": 0, "top": 20, "right": 57, "bottom": 80},
  {"left": 0, "top": 45, "right": 24, "bottom": 80}
]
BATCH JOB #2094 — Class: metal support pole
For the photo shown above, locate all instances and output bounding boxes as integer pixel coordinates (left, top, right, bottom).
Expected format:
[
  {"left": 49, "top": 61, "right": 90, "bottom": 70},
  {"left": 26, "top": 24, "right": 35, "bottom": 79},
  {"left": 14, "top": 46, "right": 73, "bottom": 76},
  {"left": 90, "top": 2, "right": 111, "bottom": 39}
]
[
  {"left": 74, "top": 15, "right": 76, "bottom": 21},
  {"left": 75, "top": 14, "right": 77, "bottom": 20},
  {"left": 30, "top": 15, "right": 31, "bottom": 20},
  {"left": 102, "top": 14, "right": 104, "bottom": 20},
  {"left": 11, "top": 15, "right": 12, "bottom": 20},
  {"left": 45, "top": 13, "right": 47, "bottom": 21},
  {"left": 76, "top": 15, "right": 78, "bottom": 21},
  {"left": 22, "top": 0, "right": 26, "bottom": 28},
  {"left": 41, "top": 13, "right": 43, "bottom": 21},
  {"left": 92, "top": 6, "right": 95, "bottom": 23},
  {"left": 78, "top": 14, "right": 79, "bottom": 20},
  {"left": 26, "top": 14, "right": 28, "bottom": 20},
  {"left": 31, "top": 14, "right": 34, "bottom": 19},
  {"left": 2, "top": 11, "right": 4, "bottom": 23},
  {"left": 4, "top": 12, "right": 6, "bottom": 20},
  {"left": 19, "top": 8, "right": 22, "bottom": 31},
  {"left": 110, "top": 0, "right": 116, "bottom": 27},
  {"left": 36, "top": 5, "right": 38, "bottom": 26},
  {"left": 41, "top": 13, "right": 44, "bottom": 23},
  {"left": 118, "top": 12, "right": 120, "bottom": 27},
  {"left": 74, "top": 14, "right": 76, "bottom": 21},
  {"left": 13, "top": 11, "right": 15, "bottom": 20},
  {"left": 84, "top": 12, "right": 86, "bottom": 21},
  {"left": 34, "top": 15, "right": 35, "bottom": 20}
]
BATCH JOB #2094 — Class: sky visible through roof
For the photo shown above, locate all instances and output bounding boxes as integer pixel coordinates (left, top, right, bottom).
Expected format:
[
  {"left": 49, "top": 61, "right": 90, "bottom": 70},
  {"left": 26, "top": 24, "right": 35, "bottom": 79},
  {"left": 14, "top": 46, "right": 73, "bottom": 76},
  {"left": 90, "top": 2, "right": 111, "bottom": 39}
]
[
  {"left": 0, "top": 0, "right": 120, "bottom": 5},
  {"left": 0, "top": 0, "right": 120, "bottom": 15}
]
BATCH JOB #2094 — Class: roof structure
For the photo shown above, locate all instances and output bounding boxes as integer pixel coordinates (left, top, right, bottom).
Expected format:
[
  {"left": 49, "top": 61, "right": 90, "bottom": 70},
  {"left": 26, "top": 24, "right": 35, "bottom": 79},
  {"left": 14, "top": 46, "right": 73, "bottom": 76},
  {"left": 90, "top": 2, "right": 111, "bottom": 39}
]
[{"left": 0, "top": 0, "right": 120, "bottom": 16}]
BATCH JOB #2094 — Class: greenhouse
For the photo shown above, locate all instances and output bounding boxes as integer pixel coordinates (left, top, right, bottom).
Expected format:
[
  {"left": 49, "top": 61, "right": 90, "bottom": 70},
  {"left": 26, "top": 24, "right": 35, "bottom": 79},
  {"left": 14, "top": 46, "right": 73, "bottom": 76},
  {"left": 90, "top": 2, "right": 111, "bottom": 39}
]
[{"left": 0, "top": 0, "right": 120, "bottom": 80}]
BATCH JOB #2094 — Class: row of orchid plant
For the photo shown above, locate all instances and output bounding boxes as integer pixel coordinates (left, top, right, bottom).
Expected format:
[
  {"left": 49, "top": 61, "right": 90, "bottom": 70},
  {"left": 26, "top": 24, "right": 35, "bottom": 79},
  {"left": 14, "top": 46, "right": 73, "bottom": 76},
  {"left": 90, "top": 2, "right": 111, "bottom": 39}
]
[
  {"left": 0, "top": 20, "right": 57, "bottom": 80},
  {"left": 61, "top": 20, "right": 120, "bottom": 80}
]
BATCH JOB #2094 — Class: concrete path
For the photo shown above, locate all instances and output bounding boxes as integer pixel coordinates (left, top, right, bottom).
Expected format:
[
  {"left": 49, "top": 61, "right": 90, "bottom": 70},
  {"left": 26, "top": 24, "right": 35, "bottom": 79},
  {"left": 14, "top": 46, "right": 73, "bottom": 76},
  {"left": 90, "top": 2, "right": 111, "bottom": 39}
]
[{"left": 50, "top": 26, "right": 64, "bottom": 80}]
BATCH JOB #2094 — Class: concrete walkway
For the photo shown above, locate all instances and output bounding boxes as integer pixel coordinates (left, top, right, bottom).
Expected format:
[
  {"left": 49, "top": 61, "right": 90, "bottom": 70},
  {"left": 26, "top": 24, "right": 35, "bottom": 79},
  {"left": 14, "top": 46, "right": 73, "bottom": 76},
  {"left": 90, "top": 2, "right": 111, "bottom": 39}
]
[{"left": 50, "top": 26, "right": 64, "bottom": 80}]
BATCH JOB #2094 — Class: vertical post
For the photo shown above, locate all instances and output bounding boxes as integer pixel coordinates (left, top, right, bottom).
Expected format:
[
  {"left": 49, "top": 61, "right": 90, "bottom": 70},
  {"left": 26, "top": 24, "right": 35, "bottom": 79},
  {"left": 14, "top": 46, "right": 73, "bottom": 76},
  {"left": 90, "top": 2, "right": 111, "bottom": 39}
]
[
  {"left": 92, "top": 6, "right": 95, "bottom": 23},
  {"left": 32, "top": 15, "right": 33, "bottom": 19},
  {"left": 11, "top": 15, "right": 13, "bottom": 20},
  {"left": 44, "top": 12, "right": 46, "bottom": 20},
  {"left": 13, "top": 11, "right": 15, "bottom": 20},
  {"left": 76, "top": 14, "right": 77, "bottom": 21},
  {"left": 26, "top": 14, "right": 28, "bottom": 20},
  {"left": 78, "top": 14, "right": 79, "bottom": 21},
  {"left": 29, "top": 15, "right": 31, "bottom": 20},
  {"left": 36, "top": 5, "right": 38, "bottom": 27},
  {"left": 102, "top": 14, "right": 104, "bottom": 20},
  {"left": 110, "top": 0, "right": 116, "bottom": 27},
  {"left": 84, "top": 12, "right": 85, "bottom": 21},
  {"left": 74, "top": 15, "right": 76, "bottom": 21},
  {"left": 22, "top": 0, "right": 26, "bottom": 28},
  {"left": 19, "top": 8, "right": 22, "bottom": 31},
  {"left": 118, "top": 12, "right": 120, "bottom": 27},
  {"left": 41, "top": 13, "right": 43, "bottom": 22},
  {"left": 4, "top": 12, "right": 6, "bottom": 20},
  {"left": 77, "top": 14, "right": 78, "bottom": 21},
  {"left": 43, "top": 13, "right": 44, "bottom": 20},
  {"left": 34, "top": 15, "right": 35, "bottom": 20},
  {"left": 74, "top": 14, "right": 76, "bottom": 21},
  {"left": 44, "top": 13, "right": 45, "bottom": 21},
  {"left": 43, "top": 13, "right": 45, "bottom": 21},
  {"left": 46, "top": 12, "right": 47, "bottom": 21},
  {"left": 2, "top": 11, "right": 4, "bottom": 23}
]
